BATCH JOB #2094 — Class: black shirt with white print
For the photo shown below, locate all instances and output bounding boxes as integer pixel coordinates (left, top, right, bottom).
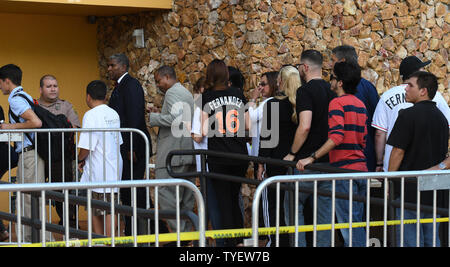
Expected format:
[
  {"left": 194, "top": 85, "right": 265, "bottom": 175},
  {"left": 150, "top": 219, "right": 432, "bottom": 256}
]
[{"left": 202, "top": 86, "right": 248, "bottom": 165}]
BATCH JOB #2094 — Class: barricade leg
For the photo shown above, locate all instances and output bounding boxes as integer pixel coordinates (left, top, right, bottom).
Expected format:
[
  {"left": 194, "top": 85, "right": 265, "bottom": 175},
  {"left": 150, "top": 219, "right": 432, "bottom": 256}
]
[
  {"left": 315, "top": 181, "right": 333, "bottom": 247},
  {"left": 159, "top": 184, "right": 195, "bottom": 233},
  {"left": 388, "top": 180, "right": 396, "bottom": 246},
  {"left": 259, "top": 184, "right": 289, "bottom": 247},
  {"left": 205, "top": 177, "right": 224, "bottom": 246},
  {"left": 31, "top": 195, "right": 40, "bottom": 243},
  {"left": 284, "top": 179, "right": 333, "bottom": 246},
  {"left": 285, "top": 181, "right": 330, "bottom": 247},
  {"left": 207, "top": 162, "right": 246, "bottom": 247},
  {"left": 16, "top": 150, "right": 46, "bottom": 243},
  {"left": 155, "top": 166, "right": 196, "bottom": 236},
  {"left": 46, "top": 159, "right": 77, "bottom": 228},
  {"left": 334, "top": 179, "right": 366, "bottom": 247},
  {"left": 394, "top": 201, "right": 441, "bottom": 247}
]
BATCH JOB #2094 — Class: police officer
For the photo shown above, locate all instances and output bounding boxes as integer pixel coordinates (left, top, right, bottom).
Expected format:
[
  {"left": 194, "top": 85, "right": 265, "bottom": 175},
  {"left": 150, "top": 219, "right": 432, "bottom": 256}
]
[
  {"left": 38, "top": 74, "right": 79, "bottom": 227},
  {"left": 38, "top": 75, "right": 80, "bottom": 127}
]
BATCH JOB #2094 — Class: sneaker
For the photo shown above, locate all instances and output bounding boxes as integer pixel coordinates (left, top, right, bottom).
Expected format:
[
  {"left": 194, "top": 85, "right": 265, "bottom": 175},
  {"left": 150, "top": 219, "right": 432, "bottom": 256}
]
[{"left": 0, "top": 231, "right": 9, "bottom": 242}]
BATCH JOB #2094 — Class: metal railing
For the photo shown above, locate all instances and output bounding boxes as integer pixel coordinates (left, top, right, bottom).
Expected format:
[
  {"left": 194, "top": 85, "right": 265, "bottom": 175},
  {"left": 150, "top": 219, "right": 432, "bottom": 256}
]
[
  {"left": 166, "top": 149, "right": 359, "bottom": 194},
  {"left": 167, "top": 149, "right": 450, "bottom": 247},
  {"left": 0, "top": 179, "right": 205, "bottom": 247},
  {"left": 166, "top": 149, "right": 362, "bottom": 246},
  {"left": 0, "top": 128, "right": 204, "bottom": 246},
  {"left": 251, "top": 170, "right": 450, "bottom": 247},
  {"left": 0, "top": 128, "right": 151, "bottom": 244}
]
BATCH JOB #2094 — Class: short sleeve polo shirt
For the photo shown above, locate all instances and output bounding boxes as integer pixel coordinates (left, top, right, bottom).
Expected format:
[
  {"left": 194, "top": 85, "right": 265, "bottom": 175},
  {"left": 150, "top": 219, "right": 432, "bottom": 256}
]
[
  {"left": 387, "top": 100, "right": 448, "bottom": 171},
  {"left": 387, "top": 100, "right": 449, "bottom": 205}
]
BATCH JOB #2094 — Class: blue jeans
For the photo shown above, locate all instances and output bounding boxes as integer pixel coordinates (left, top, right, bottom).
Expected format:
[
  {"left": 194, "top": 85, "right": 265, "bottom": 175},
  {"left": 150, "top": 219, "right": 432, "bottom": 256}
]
[
  {"left": 395, "top": 201, "right": 440, "bottom": 247},
  {"left": 335, "top": 179, "right": 367, "bottom": 247},
  {"left": 284, "top": 168, "right": 332, "bottom": 247}
]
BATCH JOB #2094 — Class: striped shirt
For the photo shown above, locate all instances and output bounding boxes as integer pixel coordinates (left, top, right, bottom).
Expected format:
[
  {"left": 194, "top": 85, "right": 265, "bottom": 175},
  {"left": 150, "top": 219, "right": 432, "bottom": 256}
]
[{"left": 328, "top": 94, "right": 368, "bottom": 171}]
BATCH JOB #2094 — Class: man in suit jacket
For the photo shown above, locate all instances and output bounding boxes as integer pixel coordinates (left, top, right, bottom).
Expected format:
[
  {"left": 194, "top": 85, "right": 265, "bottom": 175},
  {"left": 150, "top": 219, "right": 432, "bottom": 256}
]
[
  {"left": 149, "top": 65, "right": 195, "bottom": 233},
  {"left": 107, "top": 53, "right": 152, "bottom": 237}
]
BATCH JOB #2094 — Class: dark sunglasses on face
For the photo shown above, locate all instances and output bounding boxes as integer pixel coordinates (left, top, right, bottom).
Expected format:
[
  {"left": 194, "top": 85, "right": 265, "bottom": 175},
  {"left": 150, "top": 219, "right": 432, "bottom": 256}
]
[
  {"left": 259, "top": 82, "right": 268, "bottom": 87},
  {"left": 330, "top": 74, "right": 336, "bottom": 81}
]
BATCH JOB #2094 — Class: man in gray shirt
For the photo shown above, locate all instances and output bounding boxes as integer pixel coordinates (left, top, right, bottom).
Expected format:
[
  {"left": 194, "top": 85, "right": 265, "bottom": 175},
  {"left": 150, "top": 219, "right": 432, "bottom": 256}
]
[{"left": 149, "top": 66, "right": 195, "bottom": 235}]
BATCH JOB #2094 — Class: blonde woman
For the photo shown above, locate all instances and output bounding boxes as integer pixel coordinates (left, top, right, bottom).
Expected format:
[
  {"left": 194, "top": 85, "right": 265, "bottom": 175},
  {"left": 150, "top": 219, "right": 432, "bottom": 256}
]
[{"left": 257, "top": 65, "right": 300, "bottom": 246}]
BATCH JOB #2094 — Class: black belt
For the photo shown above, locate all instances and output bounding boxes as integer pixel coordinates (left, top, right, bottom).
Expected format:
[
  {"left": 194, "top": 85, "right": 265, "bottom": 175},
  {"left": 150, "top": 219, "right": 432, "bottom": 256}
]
[{"left": 18, "top": 146, "right": 34, "bottom": 154}]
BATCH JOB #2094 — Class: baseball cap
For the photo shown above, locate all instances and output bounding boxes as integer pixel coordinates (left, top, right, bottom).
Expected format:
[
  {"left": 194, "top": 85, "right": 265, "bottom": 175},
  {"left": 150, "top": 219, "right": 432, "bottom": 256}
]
[{"left": 399, "top": 56, "right": 431, "bottom": 80}]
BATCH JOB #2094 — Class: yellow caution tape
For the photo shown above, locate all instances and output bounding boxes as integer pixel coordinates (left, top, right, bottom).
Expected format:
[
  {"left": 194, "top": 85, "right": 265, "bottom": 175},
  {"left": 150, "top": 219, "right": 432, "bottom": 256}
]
[{"left": 4, "top": 217, "right": 448, "bottom": 247}]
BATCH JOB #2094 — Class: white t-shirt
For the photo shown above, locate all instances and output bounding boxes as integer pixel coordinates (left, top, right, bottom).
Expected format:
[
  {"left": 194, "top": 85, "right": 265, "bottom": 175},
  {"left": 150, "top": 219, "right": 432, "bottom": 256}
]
[
  {"left": 78, "top": 104, "right": 123, "bottom": 193},
  {"left": 248, "top": 97, "right": 273, "bottom": 156},
  {"left": 191, "top": 106, "right": 208, "bottom": 172},
  {"left": 371, "top": 84, "right": 450, "bottom": 172}
]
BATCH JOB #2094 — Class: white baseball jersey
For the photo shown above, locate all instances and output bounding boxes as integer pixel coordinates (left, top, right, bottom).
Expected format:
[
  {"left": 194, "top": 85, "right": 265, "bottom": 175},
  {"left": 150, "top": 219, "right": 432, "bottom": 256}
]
[{"left": 371, "top": 84, "right": 450, "bottom": 172}]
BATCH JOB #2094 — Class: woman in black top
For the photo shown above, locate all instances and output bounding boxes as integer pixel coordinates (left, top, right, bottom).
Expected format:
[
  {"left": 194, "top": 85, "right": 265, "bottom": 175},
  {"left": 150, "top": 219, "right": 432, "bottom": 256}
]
[
  {"left": 201, "top": 59, "right": 249, "bottom": 247},
  {"left": 258, "top": 65, "right": 299, "bottom": 177},
  {"left": 257, "top": 66, "right": 300, "bottom": 246}
]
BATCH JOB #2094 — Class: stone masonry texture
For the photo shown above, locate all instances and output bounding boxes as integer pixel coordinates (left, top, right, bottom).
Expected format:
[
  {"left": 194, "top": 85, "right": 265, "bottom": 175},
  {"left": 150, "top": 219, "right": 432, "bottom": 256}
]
[{"left": 97, "top": 0, "right": 450, "bottom": 226}]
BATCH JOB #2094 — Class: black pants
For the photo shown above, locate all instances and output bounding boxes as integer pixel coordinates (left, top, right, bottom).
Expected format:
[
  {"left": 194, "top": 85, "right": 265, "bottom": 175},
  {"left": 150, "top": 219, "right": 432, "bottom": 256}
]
[
  {"left": 258, "top": 187, "right": 289, "bottom": 246},
  {"left": 208, "top": 162, "right": 247, "bottom": 247},
  {"left": 45, "top": 159, "right": 76, "bottom": 226},
  {"left": 120, "top": 150, "right": 149, "bottom": 236},
  {"left": 258, "top": 167, "right": 290, "bottom": 247}
]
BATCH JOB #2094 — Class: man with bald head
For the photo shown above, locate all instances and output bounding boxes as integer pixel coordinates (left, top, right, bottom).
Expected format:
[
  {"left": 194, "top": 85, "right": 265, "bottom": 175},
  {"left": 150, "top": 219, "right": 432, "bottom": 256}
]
[
  {"left": 38, "top": 74, "right": 80, "bottom": 227},
  {"left": 38, "top": 75, "right": 80, "bottom": 127}
]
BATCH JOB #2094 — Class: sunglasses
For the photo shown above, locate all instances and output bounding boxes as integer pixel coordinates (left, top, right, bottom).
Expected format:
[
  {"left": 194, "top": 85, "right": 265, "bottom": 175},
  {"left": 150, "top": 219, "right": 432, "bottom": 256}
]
[
  {"left": 330, "top": 74, "right": 337, "bottom": 81},
  {"left": 259, "top": 81, "right": 268, "bottom": 87}
]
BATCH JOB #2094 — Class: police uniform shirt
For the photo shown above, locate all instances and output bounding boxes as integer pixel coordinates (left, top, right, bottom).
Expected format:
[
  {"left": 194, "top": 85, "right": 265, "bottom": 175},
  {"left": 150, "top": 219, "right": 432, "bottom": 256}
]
[{"left": 38, "top": 98, "right": 81, "bottom": 128}]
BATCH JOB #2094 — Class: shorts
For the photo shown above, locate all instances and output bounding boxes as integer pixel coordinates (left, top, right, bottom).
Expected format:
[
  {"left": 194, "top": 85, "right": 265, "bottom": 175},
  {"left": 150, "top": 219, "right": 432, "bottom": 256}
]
[{"left": 86, "top": 192, "right": 119, "bottom": 216}]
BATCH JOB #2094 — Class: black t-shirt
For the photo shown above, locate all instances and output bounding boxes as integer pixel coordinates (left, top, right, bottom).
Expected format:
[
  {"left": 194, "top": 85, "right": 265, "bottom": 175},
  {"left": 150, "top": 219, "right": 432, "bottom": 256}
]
[
  {"left": 295, "top": 79, "right": 336, "bottom": 161},
  {"left": 259, "top": 97, "right": 297, "bottom": 176},
  {"left": 387, "top": 100, "right": 449, "bottom": 205},
  {"left": 202, "top": 86, "right": 248, "bottom": 165}
]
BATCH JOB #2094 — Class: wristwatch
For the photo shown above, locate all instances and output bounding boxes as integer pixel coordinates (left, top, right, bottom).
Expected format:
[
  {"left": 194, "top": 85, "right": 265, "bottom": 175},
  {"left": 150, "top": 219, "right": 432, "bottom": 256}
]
[
  {"left": 310, "top": 151, "right": 317, "bottom": 161},
  {"left": 438, "top": 161, "right": 447, "bottom": 170},
  {"left": 288, "top": 149, "right": 296, "bottom": 157}
]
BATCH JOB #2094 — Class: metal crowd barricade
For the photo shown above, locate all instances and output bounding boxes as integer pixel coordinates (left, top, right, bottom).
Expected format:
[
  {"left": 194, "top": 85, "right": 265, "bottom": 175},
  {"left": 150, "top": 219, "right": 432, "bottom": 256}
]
[
  {"left": 0, "top": 128, "right": 205, "bottom": 247},
  {"left": 0, "top": 179, "right": 205, "bottom": 247},
  {"left": 251, "top": 170, "right": 450, "bottom": 247},
  {"left": 166, "top": 149, "right": 365, "bottom": 246}
]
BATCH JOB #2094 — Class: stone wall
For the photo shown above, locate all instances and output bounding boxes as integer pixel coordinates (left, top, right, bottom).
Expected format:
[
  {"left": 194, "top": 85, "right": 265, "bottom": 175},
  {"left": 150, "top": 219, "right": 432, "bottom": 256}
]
[
  {"left": 97, "top": 0, "right": 449, "bottom": 226},
  {"left": 97, "top": 0, "right": 449, "bottom": 100}
]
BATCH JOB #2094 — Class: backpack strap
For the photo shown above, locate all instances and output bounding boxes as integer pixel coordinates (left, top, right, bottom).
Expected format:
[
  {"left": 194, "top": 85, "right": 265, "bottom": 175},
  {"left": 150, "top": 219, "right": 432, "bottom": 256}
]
[
  {"left": 13, "top": 93, "right": 35, "bottom": 107},
  {"left": 9, "top": 94, "right": 35, "bottom": 146}
]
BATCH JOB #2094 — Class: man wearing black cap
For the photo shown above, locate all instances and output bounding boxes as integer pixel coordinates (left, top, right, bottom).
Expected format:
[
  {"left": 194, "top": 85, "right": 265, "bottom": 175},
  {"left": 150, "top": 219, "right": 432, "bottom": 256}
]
[
  {"left": 387, "top": 71, "right": 448, "bottom": 246},
  {"left": 371, "top": 56, "right": 450, "bottom": 173}
]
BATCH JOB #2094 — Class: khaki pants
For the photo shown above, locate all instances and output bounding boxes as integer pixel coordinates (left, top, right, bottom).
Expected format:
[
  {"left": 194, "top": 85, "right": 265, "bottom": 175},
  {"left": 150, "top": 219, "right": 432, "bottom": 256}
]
[
  {"left": 16, "top": 150, "right": 50, "bottom": 243},
  {"left": 155, "top": 165, "right": 196, "bottom": 233}
]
